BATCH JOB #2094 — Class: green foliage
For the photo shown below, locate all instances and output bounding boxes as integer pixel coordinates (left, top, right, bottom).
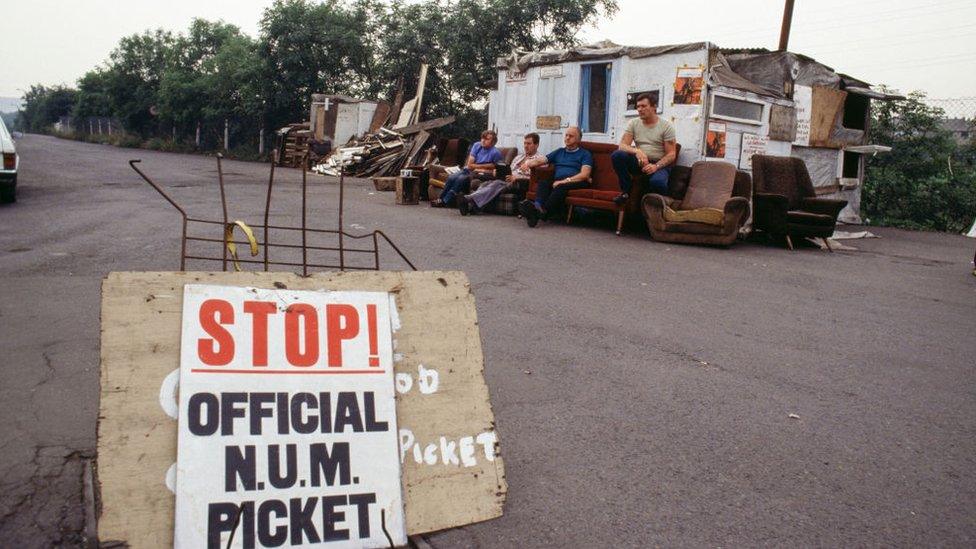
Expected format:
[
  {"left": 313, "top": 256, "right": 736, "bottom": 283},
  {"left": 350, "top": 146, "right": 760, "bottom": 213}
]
[
  {"left": 863, "top": 91, "right": 976, "bottom": 233},
  {"left": 19, "top": 0, "right": 618, "bottom": 145},
  {"left": 19, "top": 85, "right": 78, "bottom": 132}
]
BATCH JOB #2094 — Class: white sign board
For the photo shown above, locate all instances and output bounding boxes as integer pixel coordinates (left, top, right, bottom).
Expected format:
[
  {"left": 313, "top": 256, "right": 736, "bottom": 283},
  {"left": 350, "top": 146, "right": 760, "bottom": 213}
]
[
  {"left": 175, "top": 284, "right": 406, "bottom": 549},
  {"left": 739, "top": 133, "right": 769, "bottom": 170},
  {"left": 793, "top": 85, "right": 812, "bottom": 146},
  {"left": 540, "top": 65, "right": 564, "bottom": 78}
]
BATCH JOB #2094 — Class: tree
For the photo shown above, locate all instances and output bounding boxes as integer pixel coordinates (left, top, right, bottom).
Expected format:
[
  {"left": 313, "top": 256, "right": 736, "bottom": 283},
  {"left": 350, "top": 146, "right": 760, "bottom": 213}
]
[
  {"left": 259, "top": 0, "right": 373, "bottom": 125},
  {"left": 863, "top": 91, "right": 976, "bottom": 232},
  {"left": 19, "top": 85, "right": 78, "bottom": 132},
  {"left": 104, "top": 29, "right": 180, "bottom": 135},
  {"left": 368, "top": 0, "right": 618, "bottom": 136}
]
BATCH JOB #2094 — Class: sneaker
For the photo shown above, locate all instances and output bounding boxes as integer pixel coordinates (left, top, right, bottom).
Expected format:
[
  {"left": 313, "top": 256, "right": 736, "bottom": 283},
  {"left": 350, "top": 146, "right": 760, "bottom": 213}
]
[
  {"left": 430, "top": 199, "right": 444, "bottom": 208},
  {"left": 518, "top": 200, "right": 539, "bottom": 228},
  {"left": 458, "top": 197, "right": 471, "bottom": 216},
  {"left": 612, "top": 193, "right": 629, "bottom": 206}
]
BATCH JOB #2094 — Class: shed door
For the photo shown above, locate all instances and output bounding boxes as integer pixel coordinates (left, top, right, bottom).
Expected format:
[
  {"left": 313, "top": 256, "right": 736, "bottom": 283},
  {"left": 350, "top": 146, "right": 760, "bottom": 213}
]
[{"left": 535, "top": 64, "right": 577, "bottom": 153}]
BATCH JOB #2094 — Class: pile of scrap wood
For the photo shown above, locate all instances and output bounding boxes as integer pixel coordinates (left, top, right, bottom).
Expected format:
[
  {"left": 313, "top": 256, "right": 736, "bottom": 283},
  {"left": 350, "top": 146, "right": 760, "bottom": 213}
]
[
  {"left": 276, "top": 123, "right": 312, "bottom": 168},
  {"left": 311, "top": 116, "right": 454, "bottom": 177}
]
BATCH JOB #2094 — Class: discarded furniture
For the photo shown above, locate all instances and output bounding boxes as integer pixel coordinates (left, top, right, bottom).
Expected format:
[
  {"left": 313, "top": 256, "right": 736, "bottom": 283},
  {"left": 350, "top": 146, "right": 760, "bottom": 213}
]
[
  {"left": 641, "top": 161, "right": 751, "bottom": 247},
  {"left": 751, "top": 154, "right": 847, "bottom": 250},
  {"left": 526, "top": 141, "right": 681, "bottom": 235},
  {"left": 428, "top": 146, "right": 518, "bottom": 203}
]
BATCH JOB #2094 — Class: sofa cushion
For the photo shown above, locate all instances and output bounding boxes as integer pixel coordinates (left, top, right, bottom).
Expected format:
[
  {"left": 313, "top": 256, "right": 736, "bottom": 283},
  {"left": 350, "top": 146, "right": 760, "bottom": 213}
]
[
  {"left": 787, "top": 210, "right": 835, "bottom": 227},
  {"left": 664, "top": 206, "right": 725, "bottom": 226},
  {"left": 680, "top": 161, "right": 736, "bottom": 211}
]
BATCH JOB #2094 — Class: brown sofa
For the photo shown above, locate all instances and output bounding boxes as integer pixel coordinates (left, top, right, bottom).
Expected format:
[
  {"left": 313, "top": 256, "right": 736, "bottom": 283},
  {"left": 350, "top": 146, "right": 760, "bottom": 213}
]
[
  {"left": 526, "top": 141, "right": 682, "bottom": 235},
  {"left": 751, "top": 155, "right": 847, "bottom": 250},
  {"left": 428, "top": 146, "right": 518, "bottom": 201},
  {"left": 641, "top": 161, "right": 752, "bottom": 247}
]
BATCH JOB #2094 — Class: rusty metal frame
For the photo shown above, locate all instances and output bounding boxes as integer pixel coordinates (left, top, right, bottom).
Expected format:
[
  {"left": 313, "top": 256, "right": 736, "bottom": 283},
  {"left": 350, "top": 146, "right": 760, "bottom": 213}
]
[{"left": 128, "top": 152, "right": 417, "bottom": 273}]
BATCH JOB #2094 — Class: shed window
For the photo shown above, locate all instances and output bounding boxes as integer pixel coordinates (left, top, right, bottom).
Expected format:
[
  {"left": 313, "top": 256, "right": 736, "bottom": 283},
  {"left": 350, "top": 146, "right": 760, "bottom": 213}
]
[
  {"left": 842, "top": 93, "right": 869, "bottom": 130},
  {"left": 711, "top": 95, "right": 764, "bottom": 124},
  {"left": 579, "top": 63, "right": 611, "bottom": 133}
]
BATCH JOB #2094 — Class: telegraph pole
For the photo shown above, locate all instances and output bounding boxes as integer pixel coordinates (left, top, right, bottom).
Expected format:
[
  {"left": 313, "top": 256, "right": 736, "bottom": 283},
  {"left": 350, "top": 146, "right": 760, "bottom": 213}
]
[{"left": 778, "top": 0, "right": 795, "bottom": 51}]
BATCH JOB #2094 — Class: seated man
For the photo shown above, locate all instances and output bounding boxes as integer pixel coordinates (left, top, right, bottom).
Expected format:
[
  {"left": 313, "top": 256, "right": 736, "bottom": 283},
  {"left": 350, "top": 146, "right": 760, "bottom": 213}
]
[
  {"left": 458, "top": 133, "right": 546, "bottom": 216},
  {"left": 517, "top": 126, "right": 592, "bottom": 228},
  {"left": 610, "top": 93, "right": 677, "bottom": 204},
  {"left": 431, "top": 130, "right": 502, "bottom": 207}
]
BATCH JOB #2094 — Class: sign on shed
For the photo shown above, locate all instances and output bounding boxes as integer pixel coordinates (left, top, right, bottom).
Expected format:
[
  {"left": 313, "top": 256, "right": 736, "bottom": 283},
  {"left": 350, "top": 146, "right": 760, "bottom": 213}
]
[{"left": 175, "top": 285, "right": 405, "bottom": 548}]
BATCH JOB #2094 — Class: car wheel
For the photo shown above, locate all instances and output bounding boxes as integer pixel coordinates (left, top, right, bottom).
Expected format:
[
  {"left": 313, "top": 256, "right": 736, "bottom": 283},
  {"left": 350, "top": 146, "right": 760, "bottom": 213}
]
[{"left": 0, "top": 179, "right": 15, "bottom": 203}]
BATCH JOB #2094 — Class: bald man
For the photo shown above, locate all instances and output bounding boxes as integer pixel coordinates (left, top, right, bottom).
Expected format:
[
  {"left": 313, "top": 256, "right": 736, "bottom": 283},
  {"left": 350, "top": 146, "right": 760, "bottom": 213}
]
[{"left": 517, "top": 126, "right": 593, "bottom": 228}]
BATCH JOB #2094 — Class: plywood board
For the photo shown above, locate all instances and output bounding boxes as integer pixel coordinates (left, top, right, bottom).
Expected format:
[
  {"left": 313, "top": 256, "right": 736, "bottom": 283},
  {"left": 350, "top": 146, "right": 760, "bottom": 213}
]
[
  {"left": 97, "top": 271, "right": 506, "bottom": 547},
  {"left": 768, "top": 104, "right": 796, "bottom": 142},
  {"left": 809, "top": 86, "right": 847, "bottom": 148}
]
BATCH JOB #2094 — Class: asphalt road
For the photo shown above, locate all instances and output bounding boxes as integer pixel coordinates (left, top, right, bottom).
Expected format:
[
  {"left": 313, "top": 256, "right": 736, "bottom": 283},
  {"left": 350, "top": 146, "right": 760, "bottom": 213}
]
[{"left": 1, "top": 134, "right": 974, "bottom": 547}]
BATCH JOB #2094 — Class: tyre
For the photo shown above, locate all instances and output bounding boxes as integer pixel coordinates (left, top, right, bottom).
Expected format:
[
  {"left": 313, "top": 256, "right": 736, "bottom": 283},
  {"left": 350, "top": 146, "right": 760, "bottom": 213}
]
[{"left": 0, "top": 177, "right": 16, "bottom": 203}]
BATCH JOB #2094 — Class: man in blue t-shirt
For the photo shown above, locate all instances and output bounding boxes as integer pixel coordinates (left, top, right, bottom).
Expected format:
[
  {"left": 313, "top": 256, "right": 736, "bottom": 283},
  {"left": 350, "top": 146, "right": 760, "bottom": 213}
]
[
  {"left": 431, "top": 130, "right": 503, "bottom": 207},
  {"left": 517, "top": 126, "right": 592, "bottom": 227}
]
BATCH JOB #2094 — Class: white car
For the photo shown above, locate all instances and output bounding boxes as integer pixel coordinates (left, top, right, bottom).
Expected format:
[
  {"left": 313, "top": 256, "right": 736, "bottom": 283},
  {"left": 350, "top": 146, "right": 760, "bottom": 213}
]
[{"left": 0, "top": 116, "right": 18, "bottom": 203}]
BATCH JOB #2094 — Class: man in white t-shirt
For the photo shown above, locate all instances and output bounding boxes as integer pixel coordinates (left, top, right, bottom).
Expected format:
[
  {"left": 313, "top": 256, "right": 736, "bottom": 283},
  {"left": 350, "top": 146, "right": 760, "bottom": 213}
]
[
  {"left": 611, "top": 93, "right": 677, "bottom": 205},
  {"left": 458, "top": 133, "right": 546, "bottom": 215}
]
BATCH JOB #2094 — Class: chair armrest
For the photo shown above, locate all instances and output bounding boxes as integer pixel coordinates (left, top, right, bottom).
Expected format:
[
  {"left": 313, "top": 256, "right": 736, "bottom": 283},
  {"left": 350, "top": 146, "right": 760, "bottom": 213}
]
[
  {"left": 529, "top": 165, "right": 554, "bottom": 195},
  {"left": 428, "top": 164, "right": 450, "bottom": 182},
  {"left": 753, "top": 192, "right": 788, "bottom": 232},
  {"left": 800, "top": 197, "right": 847, "bottom": 219},
  {"left": 723, "top": 196, "right": 751, "bottom": 230},
  {"left": 641, "top": 193, "right": 673, "bottom": 231}
]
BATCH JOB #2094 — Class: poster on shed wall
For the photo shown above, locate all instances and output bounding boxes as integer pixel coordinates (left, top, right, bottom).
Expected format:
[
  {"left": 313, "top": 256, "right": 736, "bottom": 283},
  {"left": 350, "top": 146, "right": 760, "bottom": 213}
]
[
  {"left": 673, "top": 67, "right": 704, "bottom": 105},
  {"left": 705, "top": 121, "right": 727, "bottom": 158},
  {"left": 739, "top": 133, "right": 769, "bottom": 170}
]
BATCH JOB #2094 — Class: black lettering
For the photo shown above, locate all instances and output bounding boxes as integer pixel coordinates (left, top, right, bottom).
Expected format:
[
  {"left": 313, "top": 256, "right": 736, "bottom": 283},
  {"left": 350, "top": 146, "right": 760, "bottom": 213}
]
[
  {"left": 276, "top": 392, "right": 289, "bottom": 434},
  {"left": 363, "top": 392, "right": 388, "bottom": 432},
  {"left": 348, "top": 492, "right": 376, "bottom": 538},
  {"left": 318, "top": 392, "right": 332, "bottom": 433},
  {"left": 225, "top": 445, "right": 256, "bottom": 491},
  {"left": 309, "top": 442, "right": 351, "bottom": 487},
  {"left": 257, "top": 499, "right": 288, "bottom": 547},
  {"left": 290, "top": 392, "right": 318, "bottom": 434},
  {"left": 240, "top": 500, "right": 255, "bottom": 549},
  {"left": 249, "top": 392, "right": 275, "bottom": 435},
  {"left": 334, "top": 392, "right": 364, "bottom": 433},
  {"left": 221, "top": 392, "right": 247, "bottom": 435},
  {"left": 267, "top": 444, "right": 297, "bottom": 489},
  {"left": 321, "top": 495, "right": 349, "bottom": 541},
  {"left": 188, "top": 392, "right": 219, "bottom": 436},
  {"left": 207, "top": 502, "right": 238, "bottom": 549},
  {"left": 289, "top": 497, "right": 320, "bottom": 545}
]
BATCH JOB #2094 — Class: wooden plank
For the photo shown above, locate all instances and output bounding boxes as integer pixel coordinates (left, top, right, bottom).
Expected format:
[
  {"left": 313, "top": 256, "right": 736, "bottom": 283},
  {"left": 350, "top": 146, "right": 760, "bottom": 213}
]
[
  {"left": 97, "top": 271, "right": 506, "bottom": 546},
  {"left": 395, "top": 116, "right": 456, "bottom": 136},
  {"left": 808, "top": 87, "right": 847, "bottom": 148}
]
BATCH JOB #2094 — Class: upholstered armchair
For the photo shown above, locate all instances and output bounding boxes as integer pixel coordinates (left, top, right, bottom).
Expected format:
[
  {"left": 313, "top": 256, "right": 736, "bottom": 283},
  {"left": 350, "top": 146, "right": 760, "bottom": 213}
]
[
  {"left": 751, "top": 155, "right": 847, "bottom": 251},
  {"left": 428, "top": 147, "right": 518, "bottom": 201},
  {"left": 641, "top": 161, "right": 751, "bottom": 247}
]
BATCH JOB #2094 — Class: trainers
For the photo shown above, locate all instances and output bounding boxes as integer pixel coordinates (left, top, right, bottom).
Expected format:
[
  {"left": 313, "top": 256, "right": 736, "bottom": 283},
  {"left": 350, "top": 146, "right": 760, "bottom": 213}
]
[
  {"left": 458, "top": 197, "right": 471, "bottom": 216},
  {"left": 612, "top": 193, "right": 629, "bottom": 206},
  {"left": 518, "top": 200, "right": 539, "bottom": 228}
]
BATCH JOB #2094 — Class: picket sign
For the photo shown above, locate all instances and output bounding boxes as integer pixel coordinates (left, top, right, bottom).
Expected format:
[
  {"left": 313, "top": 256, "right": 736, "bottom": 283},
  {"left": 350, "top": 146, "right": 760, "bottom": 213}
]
[{"left": 97, "top": 271, "right": 506, "bottom": 547}]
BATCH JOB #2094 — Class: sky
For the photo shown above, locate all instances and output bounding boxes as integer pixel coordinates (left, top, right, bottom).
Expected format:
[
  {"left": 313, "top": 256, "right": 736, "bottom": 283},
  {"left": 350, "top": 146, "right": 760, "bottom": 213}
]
[{"left": 1, "top": 0, "right": 974, "bottom": 102}]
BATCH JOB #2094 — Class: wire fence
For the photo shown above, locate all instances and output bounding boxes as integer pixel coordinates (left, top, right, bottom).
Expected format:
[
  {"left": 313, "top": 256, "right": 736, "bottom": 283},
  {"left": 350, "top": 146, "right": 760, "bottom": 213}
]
[{"left": 927, "top": 97, "right": 976, "bottom": 120}]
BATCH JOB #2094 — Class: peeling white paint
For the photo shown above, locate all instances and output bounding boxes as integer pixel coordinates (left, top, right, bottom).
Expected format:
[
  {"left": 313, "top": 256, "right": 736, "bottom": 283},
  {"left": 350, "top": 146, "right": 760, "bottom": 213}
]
[{"left": 159, "top": 368, "right": 179, "bottom": 420}]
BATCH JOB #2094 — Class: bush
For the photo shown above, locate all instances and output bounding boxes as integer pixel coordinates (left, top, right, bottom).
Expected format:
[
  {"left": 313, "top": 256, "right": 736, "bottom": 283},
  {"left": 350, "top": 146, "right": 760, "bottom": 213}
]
[{"left": 862, "top": 91, "right": 976, "bottom": 233}]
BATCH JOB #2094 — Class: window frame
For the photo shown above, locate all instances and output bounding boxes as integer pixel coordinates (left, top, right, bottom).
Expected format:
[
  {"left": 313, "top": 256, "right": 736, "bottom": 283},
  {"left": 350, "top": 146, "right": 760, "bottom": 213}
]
[{"left": 708, "top": 92, "right": 765, "bottom": 126}]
